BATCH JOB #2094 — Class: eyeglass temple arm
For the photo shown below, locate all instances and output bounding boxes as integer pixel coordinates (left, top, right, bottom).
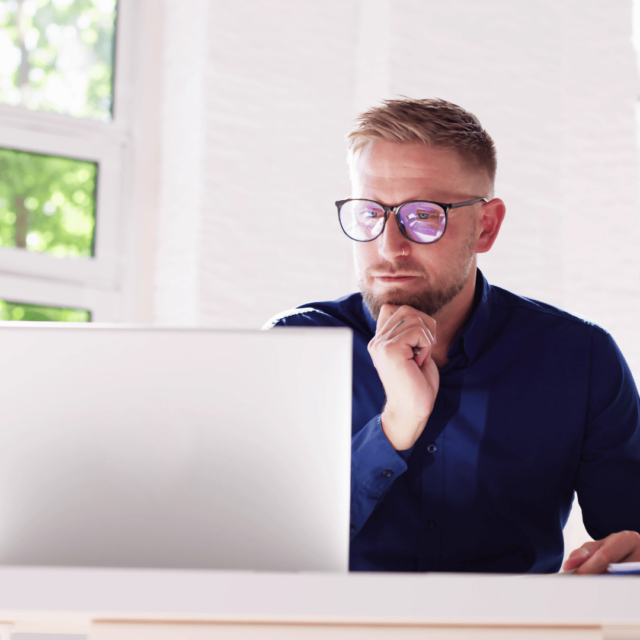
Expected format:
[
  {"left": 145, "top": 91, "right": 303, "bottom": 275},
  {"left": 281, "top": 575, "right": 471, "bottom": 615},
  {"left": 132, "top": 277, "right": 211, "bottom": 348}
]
[{"left": 449, "top": 198, "right": 488, "bottom": 210}]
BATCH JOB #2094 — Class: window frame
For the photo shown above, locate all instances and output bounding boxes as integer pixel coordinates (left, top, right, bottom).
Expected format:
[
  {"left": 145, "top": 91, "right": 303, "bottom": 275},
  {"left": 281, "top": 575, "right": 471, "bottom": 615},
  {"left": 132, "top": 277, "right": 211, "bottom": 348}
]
[{"left": 0, "top": 0, "right": 141, "bottom": 322}]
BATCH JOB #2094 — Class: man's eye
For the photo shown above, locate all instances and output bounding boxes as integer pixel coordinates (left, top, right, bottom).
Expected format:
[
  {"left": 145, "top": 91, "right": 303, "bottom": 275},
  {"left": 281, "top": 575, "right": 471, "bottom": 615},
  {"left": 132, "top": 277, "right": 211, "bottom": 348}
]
[
  {"left": 362, "top": 209, "right": 383, "bottom": 219},
  {"left": 415, "top": 209, "right": 433, "bottom": 220}
]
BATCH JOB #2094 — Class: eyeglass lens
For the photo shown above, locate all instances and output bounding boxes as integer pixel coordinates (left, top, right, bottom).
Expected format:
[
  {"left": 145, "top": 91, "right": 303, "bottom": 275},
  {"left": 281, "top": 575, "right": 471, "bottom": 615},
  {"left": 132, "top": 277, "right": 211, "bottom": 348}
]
[{"left": 339, "top": 200, "right": 446, "bottom": 244}]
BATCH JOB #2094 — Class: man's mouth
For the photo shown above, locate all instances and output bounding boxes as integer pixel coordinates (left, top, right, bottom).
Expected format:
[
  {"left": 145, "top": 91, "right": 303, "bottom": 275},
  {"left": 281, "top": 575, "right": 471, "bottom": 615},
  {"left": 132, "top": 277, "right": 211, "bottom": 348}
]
[{"left": 372, "top": 274, "right": 421, "bottom": 283}]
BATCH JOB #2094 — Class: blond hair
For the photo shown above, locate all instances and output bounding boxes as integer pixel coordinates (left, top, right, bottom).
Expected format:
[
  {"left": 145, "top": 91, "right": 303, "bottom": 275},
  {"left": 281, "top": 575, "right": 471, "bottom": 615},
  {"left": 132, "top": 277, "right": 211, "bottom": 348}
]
[{"left": 347, "top": 98, "right": 497, "bottom": 184}]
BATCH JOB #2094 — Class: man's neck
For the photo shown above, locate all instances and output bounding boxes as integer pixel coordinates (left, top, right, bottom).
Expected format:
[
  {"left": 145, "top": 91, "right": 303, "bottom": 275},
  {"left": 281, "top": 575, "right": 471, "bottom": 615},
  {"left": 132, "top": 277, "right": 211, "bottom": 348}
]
[{"left": 430, "top": 268, "right": 478, "bottom": 368}]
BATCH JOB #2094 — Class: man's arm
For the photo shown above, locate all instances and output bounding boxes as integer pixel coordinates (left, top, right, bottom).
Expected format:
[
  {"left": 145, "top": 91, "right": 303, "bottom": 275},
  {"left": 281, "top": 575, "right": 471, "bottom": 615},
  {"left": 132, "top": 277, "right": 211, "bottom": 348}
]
[
  {"left": 349, "top": 414, "right": 411, "bottom": 537},
  {"left": 350, "top": 302, "right": 441, "bottom": 535},
  {"left": 267, "top": 302, "right": 440, "bottom": 536},
  {"left": 563, "top": 329, "right": 640, "bottom": 574},
  {"left": 368, "top": 303, "right": 440, "bottom": 451}
]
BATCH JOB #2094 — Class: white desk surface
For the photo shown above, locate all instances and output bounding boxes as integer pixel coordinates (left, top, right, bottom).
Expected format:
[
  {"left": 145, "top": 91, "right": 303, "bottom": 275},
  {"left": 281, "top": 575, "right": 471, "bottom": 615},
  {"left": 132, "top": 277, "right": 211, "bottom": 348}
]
[{"left": 0, "top": 567, "right": 638, "bottom": 635}]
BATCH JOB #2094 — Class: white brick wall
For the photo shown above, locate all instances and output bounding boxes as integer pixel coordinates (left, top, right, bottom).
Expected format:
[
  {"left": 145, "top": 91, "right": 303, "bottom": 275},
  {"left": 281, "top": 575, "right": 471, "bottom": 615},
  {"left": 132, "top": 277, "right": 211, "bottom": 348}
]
[{"left": 156, "top": 0, "right": 361, "bottom": 328}]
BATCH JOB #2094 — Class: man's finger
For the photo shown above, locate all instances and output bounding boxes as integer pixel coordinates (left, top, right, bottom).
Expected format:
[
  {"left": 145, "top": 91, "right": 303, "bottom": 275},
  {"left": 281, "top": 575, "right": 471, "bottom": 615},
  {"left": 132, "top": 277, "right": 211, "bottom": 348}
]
[
  {"left": 386, "top": 316, "right": 432, "bottom": 343},
  {"left": 385, "top": 324, "right": 434, "bottom": 360},
  {"left": 573, "top": 531, "right": 640, "bottom": 575},
  {"left": 377, "top": 303, "right": 401, "bottom": 331},
  {"left": 410, "top": 333, "right": 433, "bottom": 368},
  {"left": 377, "top": 304, "right": 436, "bottom": 339},
  {"left": 562, "top": 543, "right": 598, "bottom": 571}
]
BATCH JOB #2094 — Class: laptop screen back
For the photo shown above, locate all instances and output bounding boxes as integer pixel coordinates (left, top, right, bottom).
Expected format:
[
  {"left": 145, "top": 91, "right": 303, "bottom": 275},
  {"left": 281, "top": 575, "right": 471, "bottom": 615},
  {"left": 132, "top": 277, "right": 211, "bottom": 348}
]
[{"left": 0, "top": 325, "right": 352, "bottom": 572}]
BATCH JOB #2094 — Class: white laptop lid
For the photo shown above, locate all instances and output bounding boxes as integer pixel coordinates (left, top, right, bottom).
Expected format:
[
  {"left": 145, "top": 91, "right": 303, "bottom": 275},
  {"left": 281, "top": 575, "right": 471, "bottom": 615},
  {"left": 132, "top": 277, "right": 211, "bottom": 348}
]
[{"left": 0, "top": 325, "right": 352, "bottom": 572}]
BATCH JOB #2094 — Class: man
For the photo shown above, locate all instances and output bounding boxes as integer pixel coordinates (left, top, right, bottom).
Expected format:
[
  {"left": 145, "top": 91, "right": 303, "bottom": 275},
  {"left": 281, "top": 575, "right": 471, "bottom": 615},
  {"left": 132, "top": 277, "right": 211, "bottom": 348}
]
[{"left": 266, "top": 98, "right": 640, "bottom": 574}]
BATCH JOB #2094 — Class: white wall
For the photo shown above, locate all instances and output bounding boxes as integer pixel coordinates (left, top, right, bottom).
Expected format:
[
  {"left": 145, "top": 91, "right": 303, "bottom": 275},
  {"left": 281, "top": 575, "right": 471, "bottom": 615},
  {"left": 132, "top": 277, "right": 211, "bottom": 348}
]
[
  {"left": 155, "top": 0, "right": 360, "bottom": 328},
  {"left": 150, "top": 0, "right": 640, "bottom": 559}
]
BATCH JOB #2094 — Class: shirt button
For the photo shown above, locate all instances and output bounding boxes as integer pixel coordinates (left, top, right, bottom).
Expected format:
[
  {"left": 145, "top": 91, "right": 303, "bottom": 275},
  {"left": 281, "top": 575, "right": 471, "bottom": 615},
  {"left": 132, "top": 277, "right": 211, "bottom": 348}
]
[
  {"left": 427, "top": 444, "right": 437, "bottom": 453},
  {"left": 382, "top": 469, "right": 393, "bottom": 478},
  {"left": 425, "top": 520, "right": 435, "bottom": 529}
]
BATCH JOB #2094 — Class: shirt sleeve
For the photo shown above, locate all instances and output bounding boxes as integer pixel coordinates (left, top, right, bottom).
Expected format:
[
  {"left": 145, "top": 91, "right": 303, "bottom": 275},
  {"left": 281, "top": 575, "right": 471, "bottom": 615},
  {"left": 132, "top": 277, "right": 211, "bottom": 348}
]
[
  {"left": 350, "top": 414, "right": 410, "bottom": 540},
  {"left": 575, "top": 329, "right": 640, "bottom": 540}
]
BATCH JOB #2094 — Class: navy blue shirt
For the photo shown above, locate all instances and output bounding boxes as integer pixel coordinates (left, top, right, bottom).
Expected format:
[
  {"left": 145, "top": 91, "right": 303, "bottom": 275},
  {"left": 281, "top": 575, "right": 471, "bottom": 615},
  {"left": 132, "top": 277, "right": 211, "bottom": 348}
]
[{"left": 266, "top": 270, "right": 640, "bottom": 573}]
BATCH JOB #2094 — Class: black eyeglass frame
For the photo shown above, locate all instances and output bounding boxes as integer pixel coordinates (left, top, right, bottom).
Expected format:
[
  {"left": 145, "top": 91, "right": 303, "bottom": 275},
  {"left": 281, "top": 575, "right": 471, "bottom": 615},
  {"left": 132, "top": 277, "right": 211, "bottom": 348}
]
[{"left": 335, "top": 197, "right": 488, "bottom": 245}]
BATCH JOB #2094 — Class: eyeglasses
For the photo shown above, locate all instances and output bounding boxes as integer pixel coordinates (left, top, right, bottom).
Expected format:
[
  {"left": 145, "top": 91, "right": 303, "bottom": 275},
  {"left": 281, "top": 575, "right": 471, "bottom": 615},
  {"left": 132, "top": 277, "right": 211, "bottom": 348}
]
[{"left": 335, "top": 197, "right": 488, "bottom": 244}]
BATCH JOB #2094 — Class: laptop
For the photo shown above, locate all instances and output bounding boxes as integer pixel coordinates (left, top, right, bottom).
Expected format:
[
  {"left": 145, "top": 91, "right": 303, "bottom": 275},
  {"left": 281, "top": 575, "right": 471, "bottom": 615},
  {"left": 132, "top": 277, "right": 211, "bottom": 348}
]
[{"left": 0, "top": 324, "right": 352, "bottom": 572}]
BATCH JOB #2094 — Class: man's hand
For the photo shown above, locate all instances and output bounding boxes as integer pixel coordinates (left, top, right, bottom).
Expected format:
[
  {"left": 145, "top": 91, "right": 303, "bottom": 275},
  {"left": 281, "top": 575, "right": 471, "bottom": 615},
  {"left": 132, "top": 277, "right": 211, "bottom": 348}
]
[
  {"left": 563, "top": 530, "right": 640, "bottom": 574},
  {"left": 367, "top": 304, "right": 439, "bottom": 451}
]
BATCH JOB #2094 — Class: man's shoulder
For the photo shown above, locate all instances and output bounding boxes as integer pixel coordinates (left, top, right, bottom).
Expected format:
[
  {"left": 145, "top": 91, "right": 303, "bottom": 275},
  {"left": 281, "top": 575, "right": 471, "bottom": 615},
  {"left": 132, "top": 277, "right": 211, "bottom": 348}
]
[
  {"left": 489, "top": 283, "right": 609, "bottom": 337},
  {"left": 262, "top": 292, "right": 369, "bottom": 332}
]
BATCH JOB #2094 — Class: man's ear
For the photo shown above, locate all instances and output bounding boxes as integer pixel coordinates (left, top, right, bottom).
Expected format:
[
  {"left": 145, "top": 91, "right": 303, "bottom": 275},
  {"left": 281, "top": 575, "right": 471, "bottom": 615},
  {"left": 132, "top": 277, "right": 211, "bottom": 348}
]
[{"left": 476, "top": 198, "right": 506, "bottom": 254}]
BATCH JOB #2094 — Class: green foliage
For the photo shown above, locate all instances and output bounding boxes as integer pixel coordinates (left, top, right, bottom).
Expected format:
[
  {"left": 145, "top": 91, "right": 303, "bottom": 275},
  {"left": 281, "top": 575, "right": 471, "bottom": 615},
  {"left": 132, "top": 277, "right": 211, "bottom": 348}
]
[
  {"left": 0, "top": 0, "right": 118, "bottom": 120},
  {"left": 0, "top": 298, "right": 90, "bottom": 321},
  {"left": 0, "top": 146, "right": 96, "bottom": 256}
]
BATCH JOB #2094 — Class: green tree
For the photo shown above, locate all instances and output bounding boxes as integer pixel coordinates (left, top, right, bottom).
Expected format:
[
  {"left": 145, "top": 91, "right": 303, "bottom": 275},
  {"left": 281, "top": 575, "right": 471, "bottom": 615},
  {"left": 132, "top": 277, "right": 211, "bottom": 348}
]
[
  {"left": 0, "top": 298, "right": 90, "bottom": 321},
  {"left": 0, "top": 146, "right": 96, "bottom": 256},
  {"left": 0, "top": 0, "right": 118, "bottom": 120}
]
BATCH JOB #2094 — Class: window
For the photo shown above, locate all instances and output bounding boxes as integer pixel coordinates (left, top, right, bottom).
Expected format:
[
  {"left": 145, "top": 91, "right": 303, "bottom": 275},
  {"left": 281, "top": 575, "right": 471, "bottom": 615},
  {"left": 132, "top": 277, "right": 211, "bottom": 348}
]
[
  {"left": 0, "top": 0, "right": 136, "bottom": 322},
  {"left": 0, "top": 297, "right": 90, "bottom": 321},
  {"left": 0, "top": 146, "right": 96, "bottom": 257}
]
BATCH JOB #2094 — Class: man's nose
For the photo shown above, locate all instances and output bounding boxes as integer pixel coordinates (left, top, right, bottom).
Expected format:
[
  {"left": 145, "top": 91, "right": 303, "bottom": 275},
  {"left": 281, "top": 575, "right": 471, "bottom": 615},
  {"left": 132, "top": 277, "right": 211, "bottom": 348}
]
[{"left": 378, "top": 211, "right": 411, "bottom": 259}]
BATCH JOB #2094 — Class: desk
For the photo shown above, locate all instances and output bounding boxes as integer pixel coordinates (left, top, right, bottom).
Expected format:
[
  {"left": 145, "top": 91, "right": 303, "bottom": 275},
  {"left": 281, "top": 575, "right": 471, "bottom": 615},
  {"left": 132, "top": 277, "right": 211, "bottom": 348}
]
[{"left": 0, "top": 567, "right": 638, "bottom": 639}]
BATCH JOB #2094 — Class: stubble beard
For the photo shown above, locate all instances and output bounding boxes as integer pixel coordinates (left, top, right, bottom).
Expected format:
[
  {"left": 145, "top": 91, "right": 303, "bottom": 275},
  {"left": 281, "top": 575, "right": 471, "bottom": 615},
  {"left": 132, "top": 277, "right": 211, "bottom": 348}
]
[{"left": 359, "top": 230, "right": 477, "bottom": 321}]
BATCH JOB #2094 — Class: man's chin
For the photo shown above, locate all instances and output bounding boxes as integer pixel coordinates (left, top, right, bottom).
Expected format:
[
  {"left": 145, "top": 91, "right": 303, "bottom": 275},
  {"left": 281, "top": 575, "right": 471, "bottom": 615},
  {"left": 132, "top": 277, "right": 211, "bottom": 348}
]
[{"left": 361, "top": 286, "right": 444, "bottom": 320}]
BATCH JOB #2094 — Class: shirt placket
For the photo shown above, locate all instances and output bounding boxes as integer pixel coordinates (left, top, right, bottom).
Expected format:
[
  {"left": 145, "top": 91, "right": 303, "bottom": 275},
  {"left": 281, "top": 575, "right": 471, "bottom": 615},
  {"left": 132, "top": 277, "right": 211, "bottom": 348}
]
[{"left": 416, "top": 392, "right": 446, "bottom": 571}]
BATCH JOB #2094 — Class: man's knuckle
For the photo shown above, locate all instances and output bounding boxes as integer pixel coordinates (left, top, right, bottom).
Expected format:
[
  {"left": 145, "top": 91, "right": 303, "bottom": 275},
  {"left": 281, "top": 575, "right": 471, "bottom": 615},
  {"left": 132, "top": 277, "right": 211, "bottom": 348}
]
[{"left": 597, "top": 548, "right": 614, "bottom": 564}]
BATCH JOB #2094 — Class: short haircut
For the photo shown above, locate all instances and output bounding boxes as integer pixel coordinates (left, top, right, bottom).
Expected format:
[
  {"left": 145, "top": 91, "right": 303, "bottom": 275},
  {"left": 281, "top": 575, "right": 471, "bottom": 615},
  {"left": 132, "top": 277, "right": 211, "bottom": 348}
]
[{"left": 347, "top": 97, "right": 497, "bottom": 185}]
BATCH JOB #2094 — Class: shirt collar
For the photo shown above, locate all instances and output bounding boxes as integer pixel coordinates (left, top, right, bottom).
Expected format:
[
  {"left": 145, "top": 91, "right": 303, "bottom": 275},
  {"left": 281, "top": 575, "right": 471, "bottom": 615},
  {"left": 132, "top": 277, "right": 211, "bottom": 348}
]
[
  {"left": 446, "top": 268, "right": 491, "bottom": 367},
  {"left": 360, "top": 268, "right": 492, "bottom": 368}
]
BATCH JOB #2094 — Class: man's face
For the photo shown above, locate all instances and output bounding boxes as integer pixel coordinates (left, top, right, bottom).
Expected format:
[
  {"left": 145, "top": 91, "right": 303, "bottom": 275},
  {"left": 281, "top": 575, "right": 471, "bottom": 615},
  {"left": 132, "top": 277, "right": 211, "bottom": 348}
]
[{"left": 351, "top": 141, "right": 490, "bottom": 320}]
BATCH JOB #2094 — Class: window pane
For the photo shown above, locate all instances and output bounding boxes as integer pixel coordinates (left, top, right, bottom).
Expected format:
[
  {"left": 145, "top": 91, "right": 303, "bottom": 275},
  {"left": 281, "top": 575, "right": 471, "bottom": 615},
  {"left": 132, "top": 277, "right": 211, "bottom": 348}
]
[
  {"left": 0, "top": 0, "right": 118, "bottom": 121},
  {"left": 0, "top": 146, "right": 97, "bottom": 257},
  {"left": 0, "top": 298, "right": 90, "bottom": 321}
]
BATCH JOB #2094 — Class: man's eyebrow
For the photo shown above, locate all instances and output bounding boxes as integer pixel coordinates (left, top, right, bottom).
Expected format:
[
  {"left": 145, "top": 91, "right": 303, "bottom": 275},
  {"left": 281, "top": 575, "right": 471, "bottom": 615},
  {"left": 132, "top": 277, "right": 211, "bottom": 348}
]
[{"left": 359, "top": 194, "right": 472, "bottom": 205}]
